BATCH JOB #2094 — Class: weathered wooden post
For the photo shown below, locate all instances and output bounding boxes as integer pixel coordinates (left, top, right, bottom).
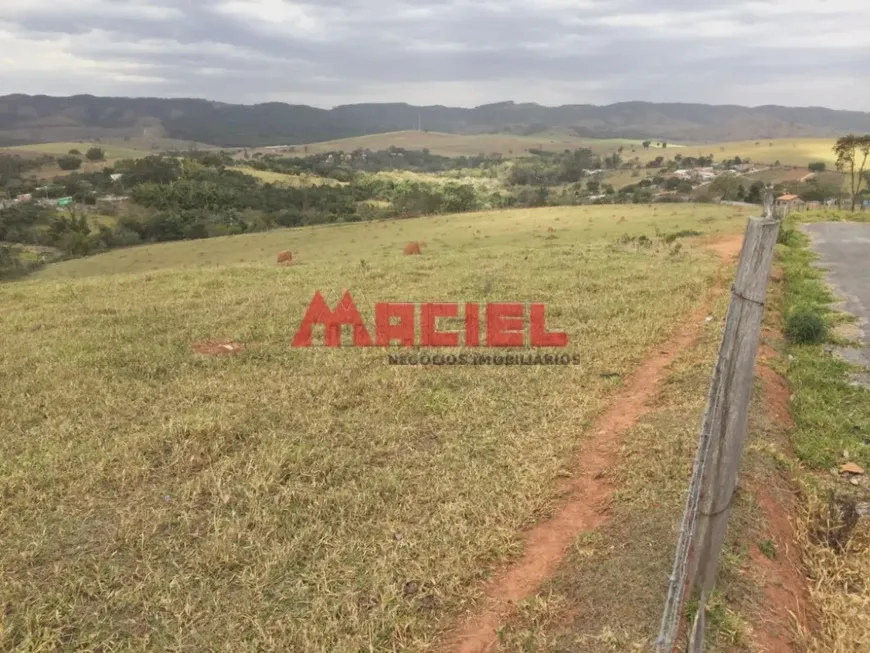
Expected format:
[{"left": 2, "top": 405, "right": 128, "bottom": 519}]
[
  {"left": 655, "top": 196, "right": 781, "bottom": 653},
  {"left": 686, "top": 211, "right": 780, "bottom": 650}
]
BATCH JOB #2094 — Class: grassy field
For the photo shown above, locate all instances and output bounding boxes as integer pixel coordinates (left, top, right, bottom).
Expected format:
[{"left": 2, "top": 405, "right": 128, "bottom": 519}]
[
  {"left": 246, "top": 131, "right": 837, "bottom": 169},
  {"left": 229, "top": 166, "right": 346, "bottom": 187},
  {"left": 693, "top": 139, "right": 837, "bottom": 167},
  {"left": 230, "top": 166, "right": 501, "bottom": 191},
  {"left": 3, "top": 139, "right": 217, "bottom": 179},
  {"left": 248, "top": 130, "right": 668, "bottom": 159},
  {"left": 295, "top": 132, "right": 838, "bottom": 168},
  {"left": 2, "top": 141, "right": 152, "bottom": 160},
  {"left": 0, "top": 203, "right": 749, "bottom": 651},
  {"left": 35, "top": 204, "right": 742, "bottom": 279},
  {"left": 601, "top": 169, "right": 655, "bottom": 189}
]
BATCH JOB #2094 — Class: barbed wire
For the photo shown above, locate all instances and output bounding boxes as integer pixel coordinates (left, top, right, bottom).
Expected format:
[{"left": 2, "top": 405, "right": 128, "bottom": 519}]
[{"left": 654, "top": 303, "right": 730, "bottom": 652}]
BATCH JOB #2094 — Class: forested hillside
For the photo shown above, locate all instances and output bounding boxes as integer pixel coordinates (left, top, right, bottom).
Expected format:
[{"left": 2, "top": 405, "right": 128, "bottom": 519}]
[{"left": 3, "top": 95, "right": 870, "bottom": 147}]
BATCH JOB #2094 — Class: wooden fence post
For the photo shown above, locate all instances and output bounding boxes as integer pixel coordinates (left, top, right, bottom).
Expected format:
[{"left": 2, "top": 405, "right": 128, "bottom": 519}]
[{"left": 689, "top": 215, "right": 781, "bottom": 595}]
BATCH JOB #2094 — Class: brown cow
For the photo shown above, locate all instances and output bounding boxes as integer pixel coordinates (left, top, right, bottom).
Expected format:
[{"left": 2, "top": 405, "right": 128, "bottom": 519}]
[
  {"left": 403, "top": 242, "right": 422, "bottom": 256},
  {"left": 277, "top": 250, "right": 293, "bottom": 265}
]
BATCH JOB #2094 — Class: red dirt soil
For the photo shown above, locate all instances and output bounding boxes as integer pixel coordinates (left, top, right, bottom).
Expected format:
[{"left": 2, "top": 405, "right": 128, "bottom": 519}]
[
  {"left": 694, "top": 233, "right": 744, "bottom": 263},
  {"left": 404, "top": 242, "right": 422, "bottom": 255},
  {"left": 746, "top": 322, "right": 811, "bottom": 653},
  {"left": 748, "top": 488, "right": 809, "bottom": 653},
  {"left": 191, "top": 340, "right": 245, "bottom": 355},
  {"left": 277, "top": 250, "right": 293, "bottom": 265},
  {"left": 442, "top": 235, "right": 742, "bottom": 653}
]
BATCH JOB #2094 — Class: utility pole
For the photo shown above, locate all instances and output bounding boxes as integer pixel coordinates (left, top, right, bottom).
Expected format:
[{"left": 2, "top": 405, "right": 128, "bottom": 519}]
[{"left": 418, "top": 112, "right": 422, "bottom": 131}]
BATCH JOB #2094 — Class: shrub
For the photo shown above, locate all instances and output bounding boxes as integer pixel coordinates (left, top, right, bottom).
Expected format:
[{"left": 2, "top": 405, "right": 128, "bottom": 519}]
[
  {"left": 86, "top": 147, "right": 106, "bottom": 161},
  {"left": 57, "top": 155, "right": 82, "bottom": 171},
  {"left": 785, "top": 308, "right": 827, "bottom": 344}
]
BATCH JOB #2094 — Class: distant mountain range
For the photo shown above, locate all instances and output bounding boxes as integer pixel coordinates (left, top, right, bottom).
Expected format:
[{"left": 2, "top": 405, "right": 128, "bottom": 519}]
[{"left": 1, "top": 94, "right": 869, "bottom": 148}]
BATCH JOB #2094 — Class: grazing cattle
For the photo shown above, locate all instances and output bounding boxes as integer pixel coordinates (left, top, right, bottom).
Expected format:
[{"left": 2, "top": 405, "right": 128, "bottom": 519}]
[
  {"left": 277, "top": 250, "right": 293, "bottom": 265},
  {"left": 403, "top": 242, "right": 422, "bottom": 255}
]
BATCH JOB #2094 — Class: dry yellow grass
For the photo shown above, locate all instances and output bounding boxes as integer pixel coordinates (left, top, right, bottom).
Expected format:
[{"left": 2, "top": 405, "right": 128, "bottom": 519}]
[
  {"left": 229, "top": 166, "right": 346, "bottom": 187},
  {"left": 798, "top": 492, "right": 870, "bottom": 653},
  {"left": 250, "top": 130, "right": 657, "bottom": 158},
  {"left": 694, "top": 139, "right": 838, "bottom": 167},
  {"left": 491, "top": 283, "right": 760, "bottom": 652},
  {"left": 256, "top": 131, "right": 837, "bottom": 169},
  {"left": 35, "top": 204, "right": 743, "bottom": 279},
  {"left": 1, "top": 204, "right": 747, "bottom": 651}
]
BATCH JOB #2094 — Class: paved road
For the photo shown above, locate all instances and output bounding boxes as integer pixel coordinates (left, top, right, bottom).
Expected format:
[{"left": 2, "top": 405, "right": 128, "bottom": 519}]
[{"left": 802, "top": 222, "right": 870, "bottom": 368}]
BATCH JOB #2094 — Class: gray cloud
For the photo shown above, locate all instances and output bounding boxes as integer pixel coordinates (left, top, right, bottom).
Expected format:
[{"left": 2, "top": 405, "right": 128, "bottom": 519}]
[{"left": 0, "top": 0, "right": 868, "bottom": 109}]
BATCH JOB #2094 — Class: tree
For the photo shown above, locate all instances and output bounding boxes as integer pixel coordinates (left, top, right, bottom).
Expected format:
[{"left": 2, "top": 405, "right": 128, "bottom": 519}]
[
  {"left": 57, "top": 155, "right": 82, "bottom": 171},
  {"left": 68, "top": 149, "right": 81, "bottom": 155},
  {"left": 745, "top": 181, "right": 764, "bottom": 204},
  {"left": 808, "top": 161, "right": 826, "bottom": 173},
  {"left": 677, "top": 180, "right": 694, "bottom": 194},
  {"left": 86, "top": 147, "right": 106, "bottom": 161},
  {"left": 709, "top": 175, "right": 745, "bottom": 201},
  {"left": 642, "top": 141, "right": 651, "bottom": 150},
  {"left": 662, "top": 141, "right": 668, "bottom": 148},
  {"left": 833, "top": 134, "right": 870, "bottom": 211}
]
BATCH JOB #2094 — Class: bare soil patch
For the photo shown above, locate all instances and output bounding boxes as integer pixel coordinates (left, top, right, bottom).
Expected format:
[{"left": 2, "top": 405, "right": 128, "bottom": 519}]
[{"left": 694, "top": 232, "right": 744, "bottom": 263}]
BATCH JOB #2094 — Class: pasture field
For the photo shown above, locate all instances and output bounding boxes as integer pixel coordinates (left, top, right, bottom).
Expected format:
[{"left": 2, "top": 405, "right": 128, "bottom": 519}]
[
  {"left": 601, "top": 168, "right": 655, "bottom": 189},
  {"left": 2, "top": 203, "right": 748, "bottom": 651},
  {"left": 1, "top": 141, "right": 151, "bottom": 160},
  {"left": 3, "top": 139, "right": 216, "bottom": 179},
  {"left": 744, "top": 166, "right": 815, "bottom": 185},
  {"left": 229, "top": 166, "right": 346, "bottom": 187},
  {"left": 230, "top": 166, "right": 501, "bottom": 191},
  {"left": 250, "top": 130, "right": 668, "bottom": 159},
  {"left": 250, "top": 130, "right": 837, "bottom": 169},
  {"left": 692, "top": 138, "right": 837, "bottom": 167},
  {"left": 35, "top": 204, "right": 741, "bottom": 279}
]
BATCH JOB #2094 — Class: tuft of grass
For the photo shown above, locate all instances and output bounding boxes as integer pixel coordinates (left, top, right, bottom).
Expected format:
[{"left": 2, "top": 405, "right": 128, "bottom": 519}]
[
  {"left": 785, "top": 308, "right": 828, "bottom": 344},
  {"left": 777, "top": 226, "right": 799, "bottom": 246},
  {"left": 758, "top": 538, "right": 778, "bottom": 560},
  {"left": 663, "top": 229, "right": 702, "bottom": 244}
]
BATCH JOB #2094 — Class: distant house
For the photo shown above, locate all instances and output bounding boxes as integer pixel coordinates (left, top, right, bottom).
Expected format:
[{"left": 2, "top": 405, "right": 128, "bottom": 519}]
[
  {"left": 776, "top": 194, "right": 804, "bottom": 207},
  {"left": 96, "top": 195, "right": 129, "bottom": 205}
]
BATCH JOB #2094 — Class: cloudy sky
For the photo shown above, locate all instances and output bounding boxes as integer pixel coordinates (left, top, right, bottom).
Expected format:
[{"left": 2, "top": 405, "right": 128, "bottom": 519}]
[{"left": 0, "top": 0, "right": 867, "bottom": 110}]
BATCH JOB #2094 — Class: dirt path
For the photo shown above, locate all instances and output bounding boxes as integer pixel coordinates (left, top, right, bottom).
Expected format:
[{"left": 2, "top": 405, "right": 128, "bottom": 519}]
[{"left": 442, "top": 234, "right": 744, "bottom": 653}]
